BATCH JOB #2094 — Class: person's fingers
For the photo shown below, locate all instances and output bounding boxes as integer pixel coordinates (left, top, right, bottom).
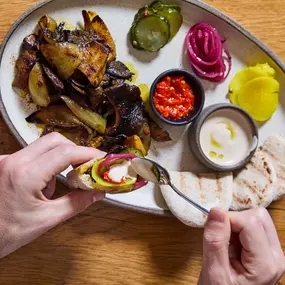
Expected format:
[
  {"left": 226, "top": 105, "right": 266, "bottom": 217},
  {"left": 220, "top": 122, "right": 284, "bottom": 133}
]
[
  {"left": 42, "top": 177, "right": 56, "bottom": 200},
  {"left": 43, "top": 191, "right": 105, "bottom": 228},
  {"left": 229, "top": 209, "right": 285, "bottom": 283},
  {"left": 201, "top": 208, "right": 232, "bottom": 278},
  {"left": 229, "top": 208, "right": 271, "bottom": 263},
  {"left": 0, "top": 155, "right": 8, "bottom": 162},
  {"left": 229, "top": 233, "right": 246, "bottom": 275},
  {"left": 249, "top": 208, "right": 284, "bottom": 258},
  {"left": 29, "top": 145, "right": 105, "bottom": 186},
  {"left": 10, "top": 133, "right": 75, "bottom": 164},
  {"left": 229, "top": 233, "right": 242, "bottom": 260}
]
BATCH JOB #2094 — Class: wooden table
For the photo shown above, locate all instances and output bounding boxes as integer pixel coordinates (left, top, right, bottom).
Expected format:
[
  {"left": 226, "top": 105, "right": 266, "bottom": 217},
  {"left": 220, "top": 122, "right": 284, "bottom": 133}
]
[{"left": 0, "top": 0, "right": 285, "bottom": 284}]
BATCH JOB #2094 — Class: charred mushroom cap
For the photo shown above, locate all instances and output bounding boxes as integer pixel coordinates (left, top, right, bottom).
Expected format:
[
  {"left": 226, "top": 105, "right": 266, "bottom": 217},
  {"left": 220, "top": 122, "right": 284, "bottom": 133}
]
[
  {"left": 106, "top": 61, "right": 134, "bottom": 80},
  {"left": 104, "top": 83, "right": 147, "bottom": 136}
]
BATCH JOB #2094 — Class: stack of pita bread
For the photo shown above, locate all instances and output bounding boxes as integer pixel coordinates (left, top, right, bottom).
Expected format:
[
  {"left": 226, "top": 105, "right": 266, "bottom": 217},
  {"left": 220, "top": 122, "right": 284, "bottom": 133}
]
[{"left": 161, "top": 133, "right": 285, "bottom": 228}]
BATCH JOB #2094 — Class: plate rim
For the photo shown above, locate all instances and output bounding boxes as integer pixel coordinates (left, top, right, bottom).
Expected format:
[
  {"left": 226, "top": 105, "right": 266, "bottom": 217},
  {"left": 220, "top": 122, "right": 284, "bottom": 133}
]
[{"left": 1, "top": 0, "right": 285, "bottom": 216}]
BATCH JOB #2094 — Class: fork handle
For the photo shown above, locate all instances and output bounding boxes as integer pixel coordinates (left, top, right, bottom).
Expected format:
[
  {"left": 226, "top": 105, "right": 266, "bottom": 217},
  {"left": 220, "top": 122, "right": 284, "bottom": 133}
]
[{"left": 169, "top": 182, "right": 209, "bottom": 216}]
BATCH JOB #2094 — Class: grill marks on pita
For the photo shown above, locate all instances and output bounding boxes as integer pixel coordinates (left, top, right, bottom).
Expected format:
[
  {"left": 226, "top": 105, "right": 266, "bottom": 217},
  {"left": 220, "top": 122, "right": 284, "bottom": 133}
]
[
  {"left": 196, "top": 174, "right": 206, "bottom": 201},
  {"left": 231, "top": 133, "right": 285, "bottom": 210},
  {"left": 262, "top": 134, "right": 285, "bottom": 200},
  {"left": 231, "top": 149, "right": 276, "bottom": 210},
  {"left": 161, "top": 171, "right": 233, "bottom": 228},
  {"left": 161, "top": 134, "right": 285, "bottom": 227}
]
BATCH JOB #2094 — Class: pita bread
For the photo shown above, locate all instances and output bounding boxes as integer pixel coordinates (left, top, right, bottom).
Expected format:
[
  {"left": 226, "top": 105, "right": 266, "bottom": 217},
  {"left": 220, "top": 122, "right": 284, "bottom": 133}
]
[
  {"left": 231, "top": 149, "right": 277, "bottom": 210},
  {"left": 160, "top": 171, "right": 233, "bottom": 228},
  {"left": 262, "top": 133, "right": 285, "bottom": 200}
]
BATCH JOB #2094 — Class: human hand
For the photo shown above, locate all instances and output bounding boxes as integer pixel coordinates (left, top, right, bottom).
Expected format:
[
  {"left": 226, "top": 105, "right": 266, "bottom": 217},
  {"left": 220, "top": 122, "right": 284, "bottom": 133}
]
[
  {"left": 198, "top": 208, "right": 285, "bottom": 285},
  {"left": 0, "top": 132, "right": 106, "bottom": 258}
]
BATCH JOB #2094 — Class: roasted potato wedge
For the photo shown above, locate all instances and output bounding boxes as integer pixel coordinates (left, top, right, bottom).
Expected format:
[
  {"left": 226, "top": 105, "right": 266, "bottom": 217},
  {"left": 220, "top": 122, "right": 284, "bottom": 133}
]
[
  {"left": 38, "top": 15, "right": 58, "bottom": 44},
  {"left": 78, "top": 42, "right": 108, "bottom": 86},
  {"left": 82, "top": 10, "right": 93, "bottom": 32},
  {"left": 96, "top": 62, "right": 107, "bottom": 87},
  {"left": 87, "top": 11, "right": 97, "bottom": 22},
  {"left": 61, "top": 95, "right": 106, "bottom": 134},
  {"left": 91, "top": 15, "right": 116, "bottom": 63},
  {"left": 13, "top": 50, "right": 38, "bottom": 93},
  {"left": 39, "top": 15, "right": 57, "bottom": 32},
  {"left": 29, "top": 62, "right": 50, "bottom": 107},
  {"left": 125, "top": 135, "right": 147, "bottom": 156},
  {"left": 41, "top": 42, "right": 83, "bottom": 80},
  {"left": 26, "top": 104, "right": 81, "bottom": 127},
  {"left": 138, "top": 122, "right": 151, "bottom": 154},
  {"left": 82, "top": 10, "right": 115, "bottom": 63}
]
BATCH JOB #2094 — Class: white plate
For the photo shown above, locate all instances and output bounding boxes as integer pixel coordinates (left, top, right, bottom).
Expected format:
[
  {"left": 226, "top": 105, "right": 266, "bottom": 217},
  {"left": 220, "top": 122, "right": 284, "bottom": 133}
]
[{"left": 1, "top": 0, "right": 285, "bottom": 215}]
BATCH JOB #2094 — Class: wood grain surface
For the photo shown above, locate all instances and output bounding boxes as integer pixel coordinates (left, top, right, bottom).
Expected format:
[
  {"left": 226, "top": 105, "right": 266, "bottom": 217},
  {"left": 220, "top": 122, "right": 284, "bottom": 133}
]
[{"left": 0, "top": 0, "right": 285, "bottom": 284}]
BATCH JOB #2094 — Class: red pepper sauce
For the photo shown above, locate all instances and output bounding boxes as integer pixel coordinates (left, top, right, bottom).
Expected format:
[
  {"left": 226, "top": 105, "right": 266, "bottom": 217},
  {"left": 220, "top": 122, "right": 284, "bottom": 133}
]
[{"left": 154, "top": 76, "right": 195, "bottom": 119}]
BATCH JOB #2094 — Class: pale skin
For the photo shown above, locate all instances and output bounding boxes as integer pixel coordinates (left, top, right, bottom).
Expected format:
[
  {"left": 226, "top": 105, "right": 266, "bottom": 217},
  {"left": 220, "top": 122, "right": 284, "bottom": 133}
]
[
  {"left": 198, "top": 208, "right": 285, "bottom": 285},
  {"left": 0, "top": 132, "right": 106, "bottom": 257},
  {"left": 0, "top": 133, "right": 284, "bottom": 284}
]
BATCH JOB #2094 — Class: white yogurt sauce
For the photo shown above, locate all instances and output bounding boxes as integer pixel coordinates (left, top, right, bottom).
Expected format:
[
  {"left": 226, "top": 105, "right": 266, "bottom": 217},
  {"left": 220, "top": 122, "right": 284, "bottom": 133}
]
[
  {"left": 199, "top": 109, "right": 254, "bottom": 166},
  {"left": 107, "top": 161, "right": 137, "bottom": 183}
]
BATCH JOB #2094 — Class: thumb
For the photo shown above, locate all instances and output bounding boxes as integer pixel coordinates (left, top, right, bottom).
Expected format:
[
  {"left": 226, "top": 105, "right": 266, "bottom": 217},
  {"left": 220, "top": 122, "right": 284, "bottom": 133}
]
[
  {"left": 200, "top": 208, "right": 231, "bottom": 282},
  {"left": 0, "top": 155, "right": 9, "bottom": 163},
  {"left": 44, "top": 191, "right": 105, "bottom": 228}
]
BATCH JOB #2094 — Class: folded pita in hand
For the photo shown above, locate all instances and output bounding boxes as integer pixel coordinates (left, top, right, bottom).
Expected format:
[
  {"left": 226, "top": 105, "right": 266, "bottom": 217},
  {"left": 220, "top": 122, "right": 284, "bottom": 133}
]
[
  {"left": 262, "top": 133, "right": 285, "bottom": 201},
  {"left": 67, "top": 157, "right": 137, "bottom": 194},
  {"left": 231, "top": 149, "right": 277, "bottom": 211},
  {"left": 160, "top": 171, "right": 233, "bottom": 228}
]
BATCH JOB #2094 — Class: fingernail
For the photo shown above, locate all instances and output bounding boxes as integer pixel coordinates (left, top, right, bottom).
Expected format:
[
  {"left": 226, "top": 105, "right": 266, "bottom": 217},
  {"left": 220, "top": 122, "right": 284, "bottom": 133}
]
[{"left": 208, "top": 208, "right": 226, "bottom": 223}]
